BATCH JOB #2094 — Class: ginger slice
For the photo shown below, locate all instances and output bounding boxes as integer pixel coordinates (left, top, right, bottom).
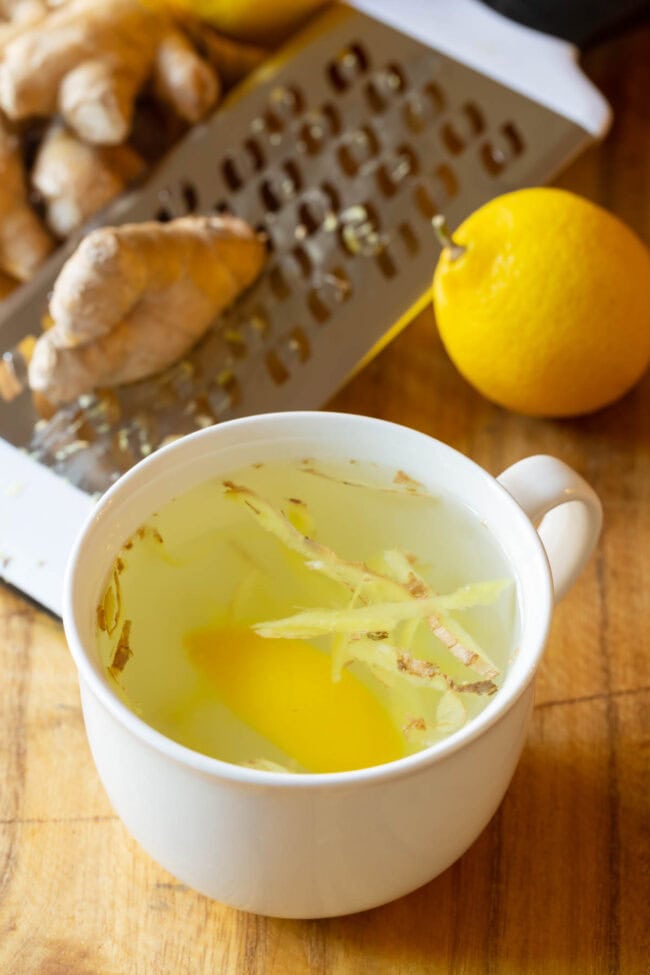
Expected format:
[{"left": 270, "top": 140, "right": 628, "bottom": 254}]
[
  {"left": 0, "top": 0, "right": 219, "bottom": 144},
  {"left": 32, "top": 122, "right": 145, "bottom": 237},
  {"left": 27, "top": 215, "right": 266, "bottom": 404}
]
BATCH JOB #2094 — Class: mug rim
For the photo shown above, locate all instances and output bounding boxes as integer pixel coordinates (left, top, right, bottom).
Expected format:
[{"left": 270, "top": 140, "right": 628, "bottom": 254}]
[{"left": 63, "top": 411, "right": 554, "bottom": 791}]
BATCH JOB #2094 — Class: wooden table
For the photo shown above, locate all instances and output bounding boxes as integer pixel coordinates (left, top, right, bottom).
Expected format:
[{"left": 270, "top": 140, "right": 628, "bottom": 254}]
[{"left": 1, "top": 27, "right": 648, "bottom": 975}]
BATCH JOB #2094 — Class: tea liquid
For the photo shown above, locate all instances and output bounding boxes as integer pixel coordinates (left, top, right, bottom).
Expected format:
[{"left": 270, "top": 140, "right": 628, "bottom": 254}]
[{"left": 95, "top": 458, "right": 517, "bottom": 772}]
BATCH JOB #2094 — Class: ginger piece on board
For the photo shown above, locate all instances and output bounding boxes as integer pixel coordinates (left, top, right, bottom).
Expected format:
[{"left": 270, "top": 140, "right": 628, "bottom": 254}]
[
  {"left": 0, "top": 120, "right": 54, "bottom": 281},
  {"left": 0, "top": 0, "right": 219, "bottom": 144},
  {"left": 28, "top": 215, "right": 266, "bottom": 404},
  {"left": 32, "top": 123, "right": 145, "bottom": 237}
]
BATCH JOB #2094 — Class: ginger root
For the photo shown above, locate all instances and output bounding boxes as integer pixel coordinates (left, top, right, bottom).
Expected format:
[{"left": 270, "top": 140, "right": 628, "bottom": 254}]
[
  {"left": 191, "top": 26, "right": 267, "bottom": 87},
  {"left": 32, "top": 122, "right": 145, "bottom": 237},
  {"left": 0, "top": 120, "right": 54, "bottom": 281},
  {"left": 28, "top": 215, "right": 266, "bottom": 404},
  {"left": 0, "top": 0, "right": 220, "bottom": 144},
  {"left": 0, "top": 0, "right": 46, "bottom": 25}
]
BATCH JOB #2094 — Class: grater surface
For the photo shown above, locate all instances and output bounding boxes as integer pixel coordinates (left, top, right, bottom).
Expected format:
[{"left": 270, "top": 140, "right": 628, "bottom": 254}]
[{"left": 0, "top": 4, "right": 592, "bottom": 496}]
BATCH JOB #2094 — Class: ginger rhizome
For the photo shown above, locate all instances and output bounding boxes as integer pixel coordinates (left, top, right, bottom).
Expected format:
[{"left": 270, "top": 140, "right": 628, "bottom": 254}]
[
  {"left": 0, "top": 120, "right": 54, "bottom": 281},
  {"left": 33, "top": 123, "right": 145, "bottom": 236},
  {"left": 0, "top": 0, "right": 220, "bottom": 144},
  {"left": 0, "top": 0, "right": 271, "bottom": 295},
  {"left": 28, "top": 215, "right": 266, "bottom": 403}
]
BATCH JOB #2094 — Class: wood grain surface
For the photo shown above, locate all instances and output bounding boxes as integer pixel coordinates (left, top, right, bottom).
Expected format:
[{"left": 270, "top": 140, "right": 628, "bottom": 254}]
[{"left": 1, "top": 25, "right": 649, "bottom": 975}]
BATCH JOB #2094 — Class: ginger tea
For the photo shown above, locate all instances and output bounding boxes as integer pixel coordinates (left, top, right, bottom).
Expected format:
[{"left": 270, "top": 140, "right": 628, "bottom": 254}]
[{"left": 95, "top": 457, "right": 517, "bottom": 774}]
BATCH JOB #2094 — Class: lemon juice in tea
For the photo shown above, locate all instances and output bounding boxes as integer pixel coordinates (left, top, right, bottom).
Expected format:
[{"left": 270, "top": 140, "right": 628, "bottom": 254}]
[{"left": 95, "top": 457, "right": 517, "bottom": 773}]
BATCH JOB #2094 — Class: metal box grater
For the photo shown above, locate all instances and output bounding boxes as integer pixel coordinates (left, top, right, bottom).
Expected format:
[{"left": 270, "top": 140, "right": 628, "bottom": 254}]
[{"left": 0, "top": 0, "right": 611, "bottom": 611}]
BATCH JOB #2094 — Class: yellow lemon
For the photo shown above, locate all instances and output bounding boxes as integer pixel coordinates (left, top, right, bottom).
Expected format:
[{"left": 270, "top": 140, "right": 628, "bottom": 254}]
[
  {"left": 432, "top": 188, "right": 650, "bottom": 417},
  {"left": 167, "top": 0, "right": 328, "bottom": 44},
  {"left": 185, "top": 626, "right": 404, "bottom": 773}
]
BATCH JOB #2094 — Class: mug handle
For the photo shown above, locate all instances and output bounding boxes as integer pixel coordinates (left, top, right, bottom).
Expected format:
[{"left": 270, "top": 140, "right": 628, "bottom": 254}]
[{"left": 497, "top": 455, "right": 603, "bottom": 603}]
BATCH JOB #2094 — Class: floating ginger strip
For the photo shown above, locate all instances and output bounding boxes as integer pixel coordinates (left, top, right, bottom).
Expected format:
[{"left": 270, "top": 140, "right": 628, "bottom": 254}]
[
  {"left": 253, "top": 582, "right": 509, "bottom": 641},
  {"left": 224, "top": 481, "right": 502, "bottom": 679},
  {"left": 335, "top": 637, "right": 498, "bottom": 697},
  {"left": 380, "top": 549, "right": 502, "bottom": 679}
]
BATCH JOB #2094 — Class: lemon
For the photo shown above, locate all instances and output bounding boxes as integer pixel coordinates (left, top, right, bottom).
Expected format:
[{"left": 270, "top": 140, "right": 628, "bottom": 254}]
[
  {"left": 432, "top": 188, "right": 650, "bottom": 417},
  {"left": 167, "top": 0, "right": 328, "bottom": 44},
  {"left": 185, "top": 626, "right": 404, "bottom": 773}
]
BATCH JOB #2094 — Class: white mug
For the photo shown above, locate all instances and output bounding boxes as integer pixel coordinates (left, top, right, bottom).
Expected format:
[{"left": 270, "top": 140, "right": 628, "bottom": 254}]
[{"left": 63, "top": 412, "right": 602, "bottom": 918}]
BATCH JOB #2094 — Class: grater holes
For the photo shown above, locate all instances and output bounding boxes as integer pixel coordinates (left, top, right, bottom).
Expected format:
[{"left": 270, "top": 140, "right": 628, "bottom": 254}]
[
  {"left": 398, "top": 222, "right": 420, "bottom": 255},
  {"left": 212, "top": 200, "right": 232, "bottom": 214},
  {"left": 155, "top": 187, "right": 175, "bottom": 222},
  {"left": 364, "top": 62, "right": 407, "bottom": 113},
  {"left": 503, "top": 122, "right": 525, "bottom": 153},
  {"left": 222, "top": 157, "right": 243, "bottom": 191},
  {"left": 260, "top": 160, "right": 302, "bottom": 212},
  {"left": 327, "top": 42, "right": 370, "bottom": 91},
  {"left": 376, "top": 144, "right": 419, "bottom": 197},
  {"left": 307, "top": 289, "right": 331, "bottom": 323},
  {"left": 268, "top": 265, "right": 292, "bottom": 300},
  {"left": 266, "top": 350, "right": 290, "bottom": 384},
  {"left": 275, "top": 247, "right": 312, "bottom": 286},
  {"left": 307, "top": 266, "right": 351, "bottom": 323},
  {"left": 188, "top": 394, "right": 217, "bottom": 428},
  {"left": 213, "top": 369, "right": 241, "bottom": 407},
  {"left": 181, "top": 181, "right": 199, "bottom": 212},
  {"left": 338, "top": 201, "right": 384, "bottom": 256},
  {"left": 365, "top": 79, "right": 388, "bottom": 114},
  {"left": 296, "top": 185, "right": 339, "bottom": 239},
  {"left": 376, "top": 250, "right": 398, "bottom": 279},
  {"left": 254, "top": 222, "right": 273, "bottom": 252},
  {"left": 223, "top": 329, "right": 248, "bottom": 360},
  {"left": 247, "top": 306, "right": 271, "bottom": 338},
  {"left": 286, "top": 326, "right": 311, "bottom": 363},
  {"left": 441, "top": 102, "right": 486, "bottom": 156},
  {"left": 431, "top": 163, "right": 458, "bottom": 201},
  {"left": 321, "top": 181, "right": 341, "bottom": 211},
  {"left": 337, "top": 125, "right": 380, "bottom": 177},
  {"left": 463, "top": 102, "right": 485, "bottom": 135},
  {"left": 297, "top": 103, "right": 342, "bottom": 155},
  {"left": 404, "top": 82, "right": 446, "bottom": 132},
  {"left": 291, "top": 245, "right": 312, "bottom": 278},
  {"left": 385, "top": 63, "right": 407, "bottom": 93},
  {"left": 262, "top": 110, "right": 284, "bottom": 137},
  {"left": 244, "top": 137, "right": 265, "bottom": 172},
  {"left": 480, "top": 122, "right": 525, "bottom": 174},
  {"left": 322, "top": 103, "right": 342, "bottom": 134},
  {"left": 440, "top": 121, "right": 464, "bottom": 156},
  {"left": 426, "top": 82, "right": 446, "bottom": 112},
  {"left": 269, "top": 84, "right": 305, "bottom": 120},
  {"left": 414, "top": 185, "right": 437, "bottom": 220},
  {"left": 297, "top": 200, "right": 324, "bottom": 237}
]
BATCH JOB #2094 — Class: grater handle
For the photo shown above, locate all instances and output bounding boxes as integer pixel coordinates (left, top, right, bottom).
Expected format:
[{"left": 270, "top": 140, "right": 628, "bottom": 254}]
[
  {"left": 348, "top": 0, "right": 612, "bottom": 137},
  {"left": 478, "top": 0, "right": 650, "bottom": 50}
]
